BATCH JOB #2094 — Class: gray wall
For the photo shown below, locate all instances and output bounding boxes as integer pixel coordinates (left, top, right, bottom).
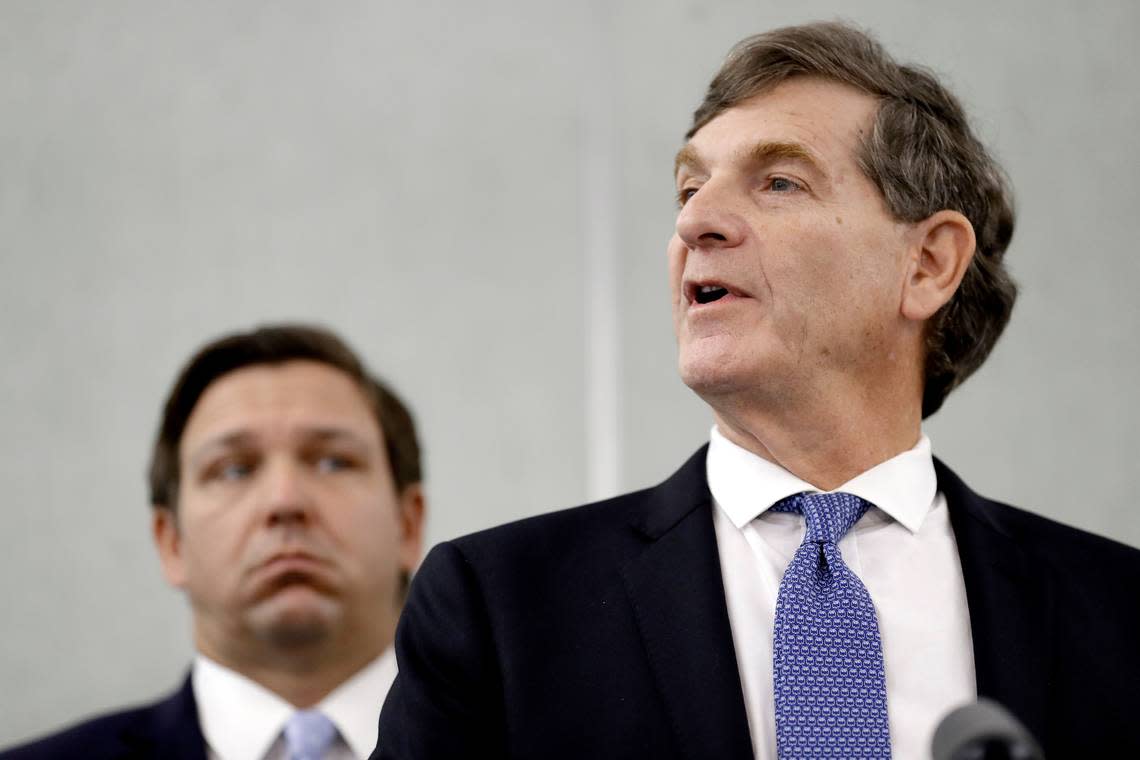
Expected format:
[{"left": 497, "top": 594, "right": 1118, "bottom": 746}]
[{"left": 2, "top": 0, "right": 1137, "bottom": 745}]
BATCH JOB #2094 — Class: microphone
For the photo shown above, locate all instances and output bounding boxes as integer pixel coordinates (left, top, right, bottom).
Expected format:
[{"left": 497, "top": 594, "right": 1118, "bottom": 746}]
[{"left": 931, "top": 698, "right": 1044, "bottom": 760}]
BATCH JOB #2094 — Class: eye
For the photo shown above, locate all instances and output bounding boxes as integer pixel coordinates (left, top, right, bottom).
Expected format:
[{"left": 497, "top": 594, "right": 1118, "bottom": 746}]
[
  {"left": 768, "top": 176, "right": 803, "bottom": 193},
  {"left": 315, "top": 454, "right": 355, "bottom": 474},
  {"left": 205, "top": 458, "right": 254, "bottom": 482},
  {"left": 220, "top": 463, "right": 250, "bottom": 480},
  {"left": 676, "top": 186, "right": 699, "bottom": 208}
]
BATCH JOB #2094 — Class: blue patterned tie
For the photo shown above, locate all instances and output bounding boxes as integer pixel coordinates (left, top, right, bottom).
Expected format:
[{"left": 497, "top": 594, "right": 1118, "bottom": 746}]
[
  {"left": 771, "top": 491, "right": 891, "bottom": 758},
  {"left": 283, "top": 710, "right": 339, "bottom": 760}
]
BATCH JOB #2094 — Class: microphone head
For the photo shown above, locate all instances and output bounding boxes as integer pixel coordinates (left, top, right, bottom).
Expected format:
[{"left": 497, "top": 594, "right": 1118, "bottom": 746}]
[{"left": 931, "top": 698, "right": 1044, "bottom": 760}]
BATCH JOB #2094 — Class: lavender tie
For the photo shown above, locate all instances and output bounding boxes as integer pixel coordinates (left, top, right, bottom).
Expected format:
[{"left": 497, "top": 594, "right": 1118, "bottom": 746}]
[
  {"left": 283, "top": 710, "right": 339, "bottom": 760},
  {"left": 771, "top": 492, "right": 891, "bottom": 758}
]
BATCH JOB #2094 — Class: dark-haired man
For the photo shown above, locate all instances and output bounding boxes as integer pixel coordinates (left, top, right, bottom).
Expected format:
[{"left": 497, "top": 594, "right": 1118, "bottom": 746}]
[
  {"left": 3, "top": 325, "right": 425, "bottom": 760},
  {"left": 375, "top": 21, "right": 1140, "bottom": 759}
]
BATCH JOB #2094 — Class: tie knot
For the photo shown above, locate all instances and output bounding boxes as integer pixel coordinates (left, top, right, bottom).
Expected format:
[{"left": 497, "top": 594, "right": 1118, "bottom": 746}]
[
  {"left": 283, "top": 710, "right": 338, "bottom": 760},
  {"left": 771, "top": 491, "right": 870, "bottom": 544}
]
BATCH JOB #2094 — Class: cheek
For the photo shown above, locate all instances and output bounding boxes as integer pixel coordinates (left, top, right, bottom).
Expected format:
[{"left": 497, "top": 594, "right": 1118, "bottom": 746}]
[
  {"left": 330, "top": 496, "right": 403, "bottom": 561},
  {"left": 667, "top": 236, "right": 685, "bottom": 301},
  {"left": 791, "top": 230, "right": 904, "bottom": 346},
  {"left": 756, "top": 231, "right": 858, "bottom": 343},
  {"left": 666, "top": 239, "right": 688, "bottom": 339},
  {"left": 346, "top": 511, "right": 406, "bottom": 593},
  {"left": 176, "top": 522, "right": 241, "bottom": 594},
  {"left": 178, "top": 492, "right": 263, "bottom": 571},
  {"left": 193, "top": 517, "right": 243, "bottom": 560},
  {"left": 775, "top": 221, "right": 880, "bottom": 295}
]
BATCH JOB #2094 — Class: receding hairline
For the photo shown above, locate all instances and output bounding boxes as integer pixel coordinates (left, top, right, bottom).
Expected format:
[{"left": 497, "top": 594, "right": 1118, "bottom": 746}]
[{"left": 676, "top": 75, "right": 884, "bottom": 181}]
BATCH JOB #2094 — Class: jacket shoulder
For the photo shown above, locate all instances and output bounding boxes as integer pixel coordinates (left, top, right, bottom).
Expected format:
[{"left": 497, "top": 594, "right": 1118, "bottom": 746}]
[
  {"left": 984, "top": 497, "right": 1140, "bottom": 583},
  {"left": 937, "top": 458, "right": 1140, "bottom": 583},
  {"left": 0, "top": 680, "right": 202, "bottom": 760},
  {"left": 455, "top": 487, "right": 649, "bottom": 552},
  {"left": 991, "top": 496, "right": 1138, "bottom": 555},
  {"left": 449, "top": 444, "right": 712, "bottom": 567},
  {"left": 2, "top": 705, "right": 156, "bottom": 759}
]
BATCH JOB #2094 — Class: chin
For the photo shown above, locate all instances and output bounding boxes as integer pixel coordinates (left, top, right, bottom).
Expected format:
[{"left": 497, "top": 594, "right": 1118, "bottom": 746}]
[
  {"left": 678, "top": 342, "right": 753, "bottom": 398},
  {"left": 248, "top": 588, "right": 342, "bottom": 647}
]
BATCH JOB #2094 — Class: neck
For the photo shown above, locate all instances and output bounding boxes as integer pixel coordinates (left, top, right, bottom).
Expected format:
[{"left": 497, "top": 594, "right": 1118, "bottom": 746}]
[
  {"left": 195, "top": 622, "right": 391, "bottom": 708},
  {"left": 707, "top": 378, "right": 923, "bottom": 490}
]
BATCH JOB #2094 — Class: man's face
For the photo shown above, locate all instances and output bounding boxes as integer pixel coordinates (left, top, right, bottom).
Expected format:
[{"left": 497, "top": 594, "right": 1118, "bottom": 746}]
[
  {"left": 670, "top": 77, "right": 914, "bottom": 405},
  {"left": 153, "top": 360, "right": 423, "bottom": 658}
]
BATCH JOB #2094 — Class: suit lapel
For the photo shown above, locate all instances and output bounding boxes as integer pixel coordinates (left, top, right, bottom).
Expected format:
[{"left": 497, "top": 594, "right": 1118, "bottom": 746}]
[
  {"left": 150, "top": 675, "right": 209, "bottom": 760},
  {"left": 938, "top": 459, "right": 1052, "bottom": 743},
  {"left": 621, "top": 447, "right": 753, "bottom": 760}
]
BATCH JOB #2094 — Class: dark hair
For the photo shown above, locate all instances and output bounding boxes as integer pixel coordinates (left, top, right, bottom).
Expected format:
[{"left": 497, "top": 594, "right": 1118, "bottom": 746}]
[
  {"left": 689, "top": 21, "right": 1017, "bottom": 417},
  {"left": 148, "top": 324, "right": 421, "bottom": 510}
]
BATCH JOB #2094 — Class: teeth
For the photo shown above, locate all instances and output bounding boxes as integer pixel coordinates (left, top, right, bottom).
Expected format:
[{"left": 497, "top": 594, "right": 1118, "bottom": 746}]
[{"left": 693, "top": 283, "right": 731, "bottom": 305}]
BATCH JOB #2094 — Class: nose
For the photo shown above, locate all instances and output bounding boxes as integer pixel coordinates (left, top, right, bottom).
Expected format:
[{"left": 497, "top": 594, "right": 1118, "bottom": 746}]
[
  {"left": 260, "top": 458, "right": 315, "bottom": 527},
  {"left": 675, "top": 181, "right": 748, "bottom": 251}
]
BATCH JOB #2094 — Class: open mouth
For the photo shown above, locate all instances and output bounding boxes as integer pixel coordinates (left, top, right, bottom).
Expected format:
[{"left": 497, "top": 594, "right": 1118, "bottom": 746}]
[{"left": 694, "top": 284, "right": 730, "bottom": 304}]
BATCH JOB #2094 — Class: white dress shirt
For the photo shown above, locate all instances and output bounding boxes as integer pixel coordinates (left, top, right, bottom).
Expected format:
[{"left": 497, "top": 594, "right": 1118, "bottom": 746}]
[
  {"left": 709, "top": 425, "right": 976, "bottom": 760},
  {"left": 192, "top": 648, "right": 396, "bottom": 760}
]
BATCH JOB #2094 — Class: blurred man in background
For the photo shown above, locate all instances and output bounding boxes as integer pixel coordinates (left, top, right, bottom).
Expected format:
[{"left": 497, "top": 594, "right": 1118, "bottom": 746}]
[{"left": 3, "top": 324, "right": 425, "bottom": 759}]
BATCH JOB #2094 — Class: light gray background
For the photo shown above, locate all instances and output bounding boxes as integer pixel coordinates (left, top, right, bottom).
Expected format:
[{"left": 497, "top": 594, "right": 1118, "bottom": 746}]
[{"left": 2, "top": 0, "right": 1137, "bottom": 746}]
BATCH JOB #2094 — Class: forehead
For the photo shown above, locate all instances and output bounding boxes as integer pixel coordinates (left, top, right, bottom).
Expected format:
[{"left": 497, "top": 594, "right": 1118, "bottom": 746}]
[
  {"left": 181, "top": 360, "right": 381, "bottom": 451},
  {"left": 678, "top": 77, "right": 880, "bottom": 173}
]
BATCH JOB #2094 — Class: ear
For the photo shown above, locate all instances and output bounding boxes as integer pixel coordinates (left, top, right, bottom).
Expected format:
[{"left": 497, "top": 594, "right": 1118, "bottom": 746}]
[
  {"left": 152, "top": 506, "right": 188, "bottom": 588},
  {"left": 395, "top": 484, "right": 426, "bottom": 574},
  {"left": 900, "top": 210, "right": 977, "bottom": 322}
]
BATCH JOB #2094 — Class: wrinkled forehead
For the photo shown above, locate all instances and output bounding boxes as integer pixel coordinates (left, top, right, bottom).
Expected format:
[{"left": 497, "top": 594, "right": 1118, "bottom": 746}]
[
  {"left": 674, "top": 139, "right": 823, "bottom": 180},
  {"left": 675, "top": 78, "right": 881, "bottom": 177}
]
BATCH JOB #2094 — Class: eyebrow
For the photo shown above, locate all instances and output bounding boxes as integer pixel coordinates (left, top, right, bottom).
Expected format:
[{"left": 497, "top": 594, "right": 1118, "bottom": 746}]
[
  {"left": 673, "top": 140, "right": 827, "bottom": 179},
  {"left": 747, "top": 141, "right": 824, "bottom": 174},
  {"left": 673, "top": 143, "right": 704, "bottom": 178},
  {"left": 186, "top": 426, "right": 371, "bottom": 469}
]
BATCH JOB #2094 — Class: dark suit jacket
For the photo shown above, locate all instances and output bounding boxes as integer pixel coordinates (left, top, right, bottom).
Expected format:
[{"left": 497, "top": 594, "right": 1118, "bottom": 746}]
[
  {"left": 0, "top": 677, "right": 207, "bottom": 760},
  {"left": 375, "top": 446, "right": 1140, "bottom": 758}
]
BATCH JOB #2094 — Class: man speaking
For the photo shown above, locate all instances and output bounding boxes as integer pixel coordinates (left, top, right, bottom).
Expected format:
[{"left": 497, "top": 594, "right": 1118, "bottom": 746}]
[{"left": 375, "top": 22, "right": 1140, "bottom": 758}]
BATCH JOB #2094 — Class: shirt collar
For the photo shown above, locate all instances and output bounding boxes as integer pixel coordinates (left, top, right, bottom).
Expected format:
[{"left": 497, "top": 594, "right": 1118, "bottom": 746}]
[
  {"left": 192, "top": 648, "right": 397, "bottom": 760},
  {"left": 707, "top": 424, "right": 936, "bottom": 534},
  {"left": 320, "top": 646, "right": 397, "bottom": 758},
  {"left": 192, "top": 654, "right": 293, "bottom": 760}
]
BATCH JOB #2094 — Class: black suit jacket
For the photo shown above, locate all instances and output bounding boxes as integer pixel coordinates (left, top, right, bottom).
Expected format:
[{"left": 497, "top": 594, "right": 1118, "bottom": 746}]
[
  {"left": 0, "top": 677, "right": 207, "bottom": 760},
  {"left": 375, "top": 447, "right": 1140, "bottom": 758}
]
